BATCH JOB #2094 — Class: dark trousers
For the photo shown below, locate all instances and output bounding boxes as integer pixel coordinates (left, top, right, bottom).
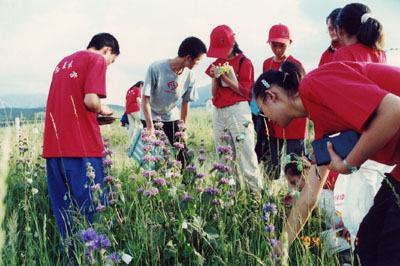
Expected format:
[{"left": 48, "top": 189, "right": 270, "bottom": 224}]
[
  {"left": 354, "top": 173, "right": 400, "bottom": 266},
  {"left": 46, "top": 157, "right": 105, "bottom": 239},
  {"left": 253, "top": 114, "right": 267, "bottom": 162},
  {"left": 262, "top": 136, "right": 305, "bottom": 180},
  {"left": 141, "top": 120, "right": 189, "bottom": 168}
]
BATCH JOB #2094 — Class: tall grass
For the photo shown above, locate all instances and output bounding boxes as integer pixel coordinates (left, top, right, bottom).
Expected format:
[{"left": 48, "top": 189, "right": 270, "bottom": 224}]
[{"left": 0, "top": 109, "right": 350, "bottom": 265}]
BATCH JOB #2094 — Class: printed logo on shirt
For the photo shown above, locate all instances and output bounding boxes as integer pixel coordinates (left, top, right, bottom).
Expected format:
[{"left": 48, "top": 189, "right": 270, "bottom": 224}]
[
  {"left": 165, "top": 81, "right": 178, "bottom": 94},
  {"left": 70, "top": 71, "right": 78, "bottom": 79}
]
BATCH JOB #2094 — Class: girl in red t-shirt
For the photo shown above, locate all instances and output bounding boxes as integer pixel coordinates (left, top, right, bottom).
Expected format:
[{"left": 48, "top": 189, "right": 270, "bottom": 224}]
[
  {"left": 125, "top": 81, "right": 143, "bottom": 144},
  {"left": 318, "top": 8, "right": 342, "bottom": 67},
  {"left": 253, "top": 60, "right": 400, "bottom": 265},
  {"left": 205, "top": 25, "right": 263, "bottom": 192},
  {"left": 260, "top": 24, "right": 307, "bottom": 180},
  {"left": 333, "top": 3, "right": 386, "bottom": 63}
]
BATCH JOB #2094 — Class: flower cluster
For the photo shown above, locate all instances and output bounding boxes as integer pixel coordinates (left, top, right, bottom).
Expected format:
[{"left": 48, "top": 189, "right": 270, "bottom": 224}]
[
  {"left": 80, "top": 228, "right": 120, "bottom": 264},
  {"left": 261, "top": 202, "right": 279, "bottom": 248}
]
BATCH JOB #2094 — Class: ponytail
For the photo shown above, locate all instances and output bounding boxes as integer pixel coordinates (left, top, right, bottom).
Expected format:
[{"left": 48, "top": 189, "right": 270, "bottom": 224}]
[
  {"left": 336, "top": 3, "right": 384, "bottom": 50},
  {"left": 253, "top": 61, "right": 305, "bottom": 100}
]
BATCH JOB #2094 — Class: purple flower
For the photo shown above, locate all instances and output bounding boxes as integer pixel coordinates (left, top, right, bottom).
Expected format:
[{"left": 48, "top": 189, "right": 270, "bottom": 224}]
[
  {"left": 219, "top": 178, "right": 229, "bottom": 185},
  {"left": 136, "top": 188, "right": 144, "bottom": 193},
  {"left": 80, "top": 228, "right": 97, "bottom": 243},
  {"left": 87, "top": 171, "right": 96, "bottom": 179},
  {"left": 198, "top": 157, "right": 206, "bottom": 162},
  {"left": 103, "top": 176, "right": 115, "bottom": 183},
  {"left": 114, "top": 184, "right": 121, "bottom": 189},
  {"left": 102, "top": 159, "right": 113, "bottom": 166},
  {"left": 142, "top": 145, "right": 154, "bottom": 152},
  {"left": 95, "top": 234, "right": 111, "bottom": 248},
  {"left": 90, "top": 183, "right": 100, "bottom": 191},
  {"left": 144, "top": 187, "right": 159, "bottom": 197},
  {"left": 175, "top": 131, "right": 187, "bottom": 137},
  {"left": 108, "top": 252, "right": 121, "bottom": 264},
  {"left": 96, "top": 205, "right": 106, "bottom": 212},
  {"left": 182, "top": 192, "right": 193, "bottom": 201},
  {"left": 173, "top": 142, "right": 185, "bottom": 149},
  {"left": 161, "top": 135, "right": 168, "bottom": 141},
  {"left": 162, "top": 147, "right": 169, "bottom": 153},
  {"left": 187, "top": 165, "right": 196, "bottom": 171},
  {"left": 39, "top": 165, "right": 46, "bottom": 169},
  {"left": 197, "top": 187, "right": 204, "bottom": 192},
  {"left": 154, "top": 122, "right": 164, "bottom": 128},
  {"left": 263, "top": 202, "right": 278, "bottom": 214},
  {"left": 270, "top": 239, "right": 278, "bottom": 247},
  {"left": 129, "top": 175, "right": 136, "bottom": 180},
  {"left": 212, "top": 199, "right": 219, "bottom": 205},
  {"left": 109, "top": 199, "right": 117, "bottom": 205},
  {"left": 198, "top": 148, "right": 206, "bottom": 153},
  {"left": 228, "top": 191, "right": 235, "bottom": 197},
  {"left": 261, "top": 213, "right": 269, "bottom": 221},
  {"left": 154, "top": 178, "right": 166, "bottom": 185},
  {"left": 142, "top": 170, "right": 157, "bottom": 177},
  {"left": 206, "top": 187, "right": 219, "bottom": 195},
  {"left": 153, "top": 140, "right": 165, "bottom": 147},
  {"left": 103, "top": 137, "right": 110, "bottom": 141},
  {"left": 154, "top": 130, "right": 164, "bottom": 136},
  {"left": 219, "top": 135, "right": 232, "bottom": 141},
  {"left": 265, "top": 225, "right": 275, "bottom": 232},
  {"left": 196, "top": 173, "right": 205, "bottom": 178},
  {"left": 224, "top": 155, "right": 233, "bottom": 161},
  {"left": 103, "top": 142, "right": 111, "bottom": 147}
]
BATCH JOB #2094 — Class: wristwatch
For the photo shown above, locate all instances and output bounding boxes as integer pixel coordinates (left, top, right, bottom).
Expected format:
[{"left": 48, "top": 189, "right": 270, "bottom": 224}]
[{"left": 343, "top": 158, "right": 359, "bottom": 173}]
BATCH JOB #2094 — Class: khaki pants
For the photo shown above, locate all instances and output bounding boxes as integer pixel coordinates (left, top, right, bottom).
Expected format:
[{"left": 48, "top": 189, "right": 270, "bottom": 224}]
[
  {"left": 127, "top": 111, "right": 141, "bottom": 145},
  {"left": 212, "top": 101, "right": 263, "bottom": 191}
]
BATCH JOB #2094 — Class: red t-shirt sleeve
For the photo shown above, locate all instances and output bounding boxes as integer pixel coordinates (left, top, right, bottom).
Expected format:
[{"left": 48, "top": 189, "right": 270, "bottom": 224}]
[
  {"left": 301, "top": 64, "right": 388, "bottom": 133},
  {"left": 84, "top": 54, "right": 107, "bottom": 98}
]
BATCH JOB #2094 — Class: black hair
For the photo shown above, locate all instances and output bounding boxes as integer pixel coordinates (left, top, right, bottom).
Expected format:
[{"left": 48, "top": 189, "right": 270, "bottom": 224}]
[
  {"left": 129, "top": 81, "right": 144, "bottom": 90},
  {"left": 327, "top": 8, "right": 341, "bottom": 26},
  {"left": 284, "top": 154, "right": 310, "bottom": 176},
  {"left": 87, "top": 33, "right": 120, "bottom": 55},
  {"left": 232, "top": 42, "right": 243, "bottom": 56},
  {"left": 178, "top": 37, "right": 207, "bottom": 60},
  {"left": 336, "top": 3, "right": 384, "bottom": 50},
  {"left": 253, "top": 61, "right": 305, "bottom": 100}
]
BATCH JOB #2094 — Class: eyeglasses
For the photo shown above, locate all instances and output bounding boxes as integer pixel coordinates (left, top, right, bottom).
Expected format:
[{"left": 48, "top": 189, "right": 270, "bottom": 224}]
[{"left": 257, "top": 94, "right": 268, "bottom": 118}]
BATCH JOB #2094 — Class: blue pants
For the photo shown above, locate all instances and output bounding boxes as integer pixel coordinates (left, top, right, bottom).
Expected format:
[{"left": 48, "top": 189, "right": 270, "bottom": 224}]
[{"left": 46, "top": 157, "right": 105, "bottom": 239}]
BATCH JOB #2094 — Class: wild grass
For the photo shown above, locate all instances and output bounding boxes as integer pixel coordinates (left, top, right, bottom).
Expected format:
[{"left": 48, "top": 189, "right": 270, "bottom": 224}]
[{"left": 0, "top": 109, "right": 351, "bottom": 265}]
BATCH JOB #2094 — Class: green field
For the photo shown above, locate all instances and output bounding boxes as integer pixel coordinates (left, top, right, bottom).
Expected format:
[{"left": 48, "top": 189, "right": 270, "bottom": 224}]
[{"left": 0, "top": 109, "right": 352, "bottom": 265}]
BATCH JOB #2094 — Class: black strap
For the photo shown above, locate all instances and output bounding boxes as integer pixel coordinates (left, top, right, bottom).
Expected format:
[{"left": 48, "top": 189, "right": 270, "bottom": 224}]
[{"left": 238, "top": 56, "right": 246, "bottom": 73}]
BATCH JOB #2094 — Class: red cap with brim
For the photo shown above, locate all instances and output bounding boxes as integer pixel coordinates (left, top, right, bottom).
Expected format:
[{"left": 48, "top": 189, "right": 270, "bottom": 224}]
[
  {"left": 207, "top": 25, "right": 235, "bottom": 58},
  {"left": 267, "top": 24, "right": 292, "bottom": 44}
]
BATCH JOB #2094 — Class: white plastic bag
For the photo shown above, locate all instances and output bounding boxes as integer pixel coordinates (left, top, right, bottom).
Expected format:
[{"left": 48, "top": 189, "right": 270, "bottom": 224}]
[{"left": 334, "top": 160, "right": 394, "bottom": 249}]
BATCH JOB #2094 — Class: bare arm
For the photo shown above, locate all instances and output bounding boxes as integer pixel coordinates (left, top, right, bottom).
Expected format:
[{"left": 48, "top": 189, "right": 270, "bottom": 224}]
[
  {"left": 142, "top": 95, "right": 153, "bottom": 132},
  {"left": 274, "top": 165, "right": 329, "bottom": 255},
  {"left": 84, "top": 93, "right": 113, "bottom": 115},
  {"left": 181, "top": 100, "right": 189, "bottom": 124},
  {"left": 328, "top": 93, "right": 400, "bottom": 173},
  {"left": 211, "top": 78, "right": 219, "bottom": 97}
]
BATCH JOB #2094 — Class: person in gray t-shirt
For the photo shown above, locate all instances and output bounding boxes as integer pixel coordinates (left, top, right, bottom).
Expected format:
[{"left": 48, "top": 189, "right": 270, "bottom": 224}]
[{"left": 141, "top": 36, "right": 207, "bottom": 168}]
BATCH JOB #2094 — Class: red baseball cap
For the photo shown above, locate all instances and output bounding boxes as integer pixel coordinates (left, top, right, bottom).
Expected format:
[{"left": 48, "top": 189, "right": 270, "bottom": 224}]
[
  {"left": 207, "top": 25, "right": 235, "bottom": 58},
  {"left": 267, "top": 24, "right": 292, "bottom": 44}
]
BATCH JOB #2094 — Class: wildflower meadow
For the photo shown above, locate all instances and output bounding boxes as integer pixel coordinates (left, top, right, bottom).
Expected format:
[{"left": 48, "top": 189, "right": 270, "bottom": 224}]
[{"left": 0, "top": 109, "right": 354, "bottom": 265}]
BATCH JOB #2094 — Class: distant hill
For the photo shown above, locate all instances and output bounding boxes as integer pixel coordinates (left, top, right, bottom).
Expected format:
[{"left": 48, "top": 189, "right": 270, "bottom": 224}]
[{"left": 0, "top": 94, "right": 48, "bottom": 108}]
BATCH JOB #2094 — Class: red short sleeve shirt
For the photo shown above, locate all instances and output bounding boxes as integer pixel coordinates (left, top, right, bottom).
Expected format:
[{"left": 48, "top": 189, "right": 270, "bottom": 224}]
[
  {"left": 262, "top": 55, "right": 308, "bottom": 139},
  {"left": 318, "top": 47, "right": 335, "bottom": 67},
  {"left": 43, "top": 50, "right": 107, "bottom": 158},
  {"left": 332, "top": 43, "right": 387, "bottom": 64},
  {"left": 126, "top": 86, "right": 141, "bottom": 114},
  {"left": 299, "top": 61, "right": 400, "bottom": 180},
  {"left": 205, "top": 53, "right": 253, "bottom": 108}
]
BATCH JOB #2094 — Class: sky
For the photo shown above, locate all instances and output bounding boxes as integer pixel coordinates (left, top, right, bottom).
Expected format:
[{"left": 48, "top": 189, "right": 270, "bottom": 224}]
[{"left": 1, "top": 0, "right": 400, "bottom": 106}]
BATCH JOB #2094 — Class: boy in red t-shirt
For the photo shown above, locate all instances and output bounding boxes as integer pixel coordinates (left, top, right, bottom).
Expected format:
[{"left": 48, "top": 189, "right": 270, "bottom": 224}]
[
  {"left": 42, "top": 33, "right": 119, "bottom": 240},
  {"left": 260, "top": 24, "right": 307, "bottom": 180}
]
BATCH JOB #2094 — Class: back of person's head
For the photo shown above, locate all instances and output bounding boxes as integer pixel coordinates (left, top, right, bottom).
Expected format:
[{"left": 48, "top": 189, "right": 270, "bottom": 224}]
[
  {"left": 87, "top": 33, "right": 120, "bottom": 55},
  {"left": 178, "top": 37, "right": 207, "bottom": 60},
  {"left": 327, "top": 8, "right": 341, "bottom": 25},
  {"left": 130, "top": 81, "right": 143, "bottom": 89},
  {"left": 336, "top": 3, "right": 384, "bottom": 50},
  {"left": 253, "top": 61, "right": 305, "bottom": 99},
  {"left": 284, "top": 153, "right": 311, "bottom": 177}
]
